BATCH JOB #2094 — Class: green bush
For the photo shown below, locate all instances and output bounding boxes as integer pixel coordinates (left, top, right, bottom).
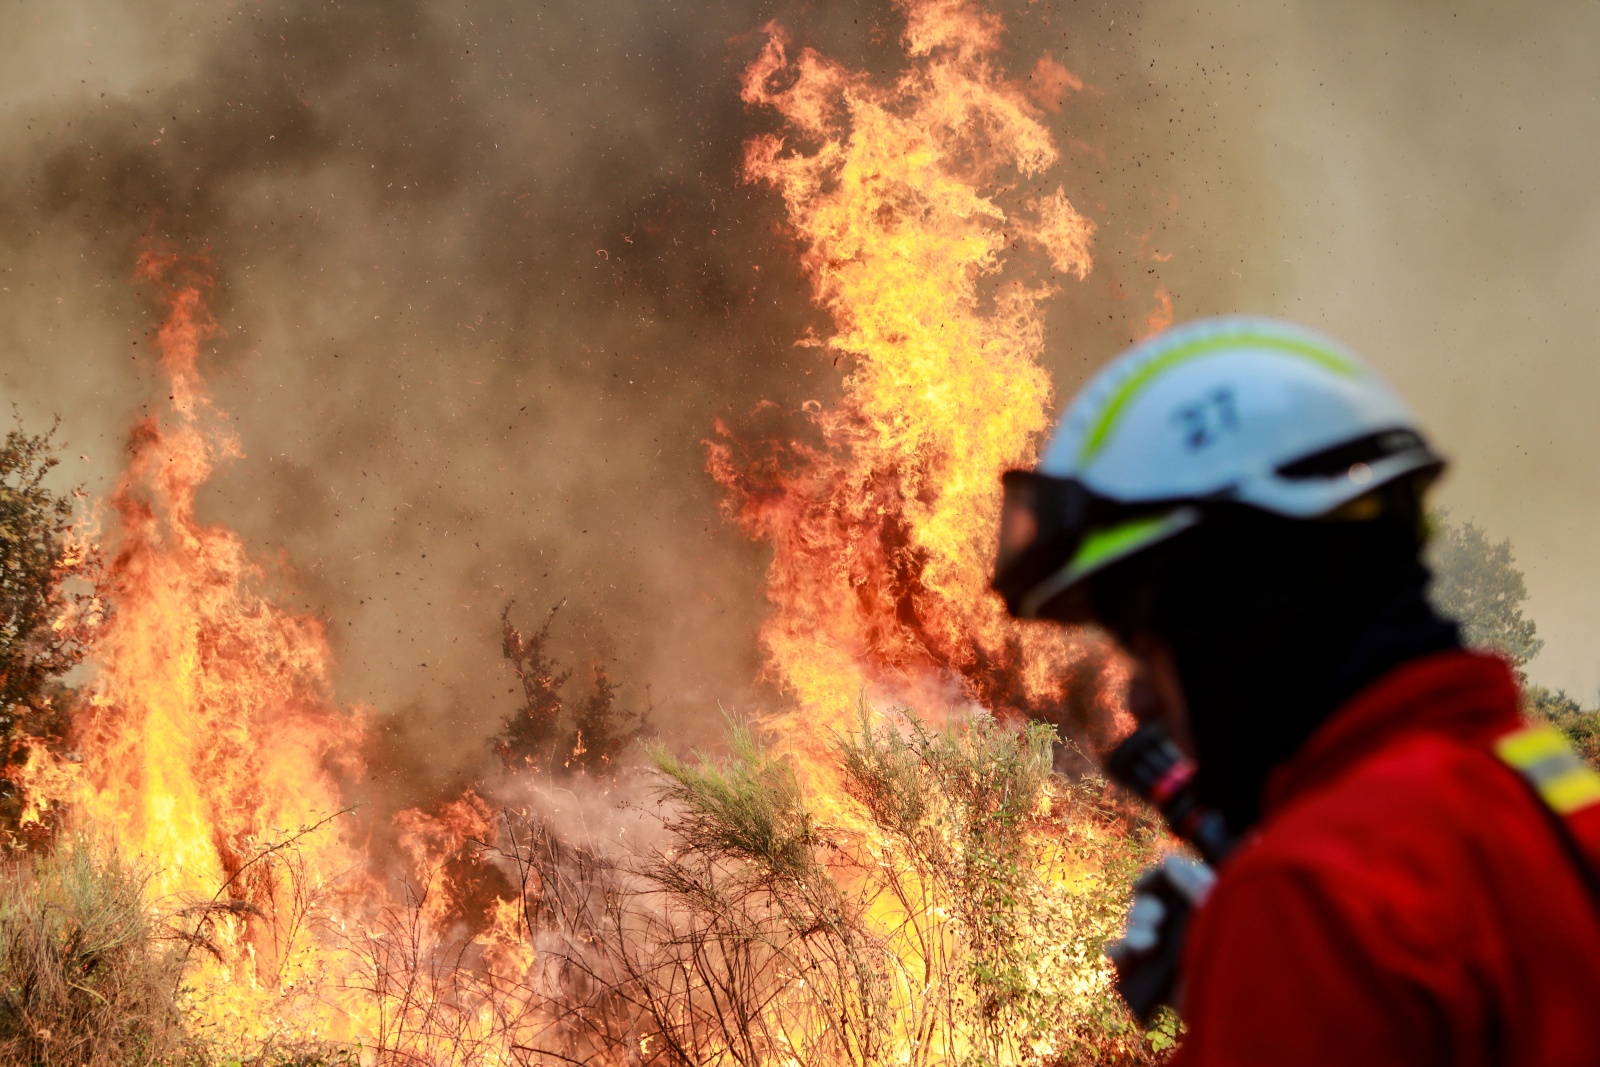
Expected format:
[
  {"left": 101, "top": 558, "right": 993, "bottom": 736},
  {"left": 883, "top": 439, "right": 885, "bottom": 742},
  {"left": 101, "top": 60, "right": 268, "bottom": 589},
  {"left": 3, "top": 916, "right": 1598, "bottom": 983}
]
[
  {"left": 840, "top": 708, "right": 1160, "bottom": 1066},
  {"left": 1526, "top": 686, "right": 1600, "bottom": 767},
  {"left": 0, "top": 418, "right": 103, "bottom": 843}
]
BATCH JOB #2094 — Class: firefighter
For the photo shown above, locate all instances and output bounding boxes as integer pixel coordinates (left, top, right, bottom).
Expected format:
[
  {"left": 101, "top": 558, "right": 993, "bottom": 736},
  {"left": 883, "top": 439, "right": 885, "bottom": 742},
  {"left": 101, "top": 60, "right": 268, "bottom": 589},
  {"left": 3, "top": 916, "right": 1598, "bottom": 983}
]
[{"left": 992, "top": 316, "right": 1600, "bottom": 1065}]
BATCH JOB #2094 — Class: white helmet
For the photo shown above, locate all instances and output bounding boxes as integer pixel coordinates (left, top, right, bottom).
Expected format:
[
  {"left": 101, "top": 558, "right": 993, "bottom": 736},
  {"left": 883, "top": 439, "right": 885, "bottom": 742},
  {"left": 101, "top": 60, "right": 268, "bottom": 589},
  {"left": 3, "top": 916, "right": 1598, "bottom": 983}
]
[{"left": 993, "top": 316, "right": 1444, "bottom": 619}]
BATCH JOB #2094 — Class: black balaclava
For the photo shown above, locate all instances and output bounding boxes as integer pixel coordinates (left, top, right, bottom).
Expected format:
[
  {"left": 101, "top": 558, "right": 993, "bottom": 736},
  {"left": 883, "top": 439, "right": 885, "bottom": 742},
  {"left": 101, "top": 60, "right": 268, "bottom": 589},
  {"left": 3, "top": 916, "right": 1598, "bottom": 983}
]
[{"left": 1088, "top": 501, "right": 1459, "bottom": 835}]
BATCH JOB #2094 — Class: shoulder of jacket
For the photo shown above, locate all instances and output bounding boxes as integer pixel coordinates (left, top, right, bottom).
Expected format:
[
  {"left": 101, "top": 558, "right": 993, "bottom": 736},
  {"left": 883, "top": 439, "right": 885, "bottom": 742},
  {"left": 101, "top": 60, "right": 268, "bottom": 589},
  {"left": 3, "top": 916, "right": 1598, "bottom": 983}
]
[{"left": 1244, "top": 731, "right": 1524, "bottom": 883}]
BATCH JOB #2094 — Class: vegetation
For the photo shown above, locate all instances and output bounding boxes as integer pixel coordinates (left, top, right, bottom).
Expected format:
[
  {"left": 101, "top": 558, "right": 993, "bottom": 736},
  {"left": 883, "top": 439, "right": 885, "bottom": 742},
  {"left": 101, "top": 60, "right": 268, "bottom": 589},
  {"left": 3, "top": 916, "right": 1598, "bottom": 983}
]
[
  {"left": 26, "top": 454, "right": 1600, "bottom": 1063},
  {"left": 0, "top": 710, "right": 1160, "bottom": 1066},
  {"left": 0, "top": 418, "right": 101, "bottom": 839},
  {"left": 1525, "top": 686, "right": 1600, "bottom": 766},
  {"left": 502, "top": 710, "right": 1164, "bottom": 1066},
  {"left": 494, "top": 602, "right": 648, "bottom": 774},
  {"left": 1427, "top": 511, "right": 1543, "bottom": 668},
  {"left": 837, "top": 709, "right": 1158, "bottom": 1065},
  {"left": 1428, "top": 511, "right": 1600, "bottom": 765},
  {"left": 0, "top": 839, "right": 189, "bottom": 1066}
]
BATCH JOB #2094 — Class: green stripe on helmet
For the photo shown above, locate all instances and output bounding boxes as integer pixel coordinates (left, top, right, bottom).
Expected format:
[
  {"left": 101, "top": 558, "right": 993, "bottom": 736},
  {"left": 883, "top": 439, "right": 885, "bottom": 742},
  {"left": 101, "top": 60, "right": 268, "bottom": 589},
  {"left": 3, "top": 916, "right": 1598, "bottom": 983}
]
[
  {"left": 1018, "top": 507, "right": 1200, "bottom": 618},
  {"left": 1067, "top": 511, "right": 1193, "bottom": 577},
  {"left": 1078, "top": 331, "right": 1363, "bottom": 465}
]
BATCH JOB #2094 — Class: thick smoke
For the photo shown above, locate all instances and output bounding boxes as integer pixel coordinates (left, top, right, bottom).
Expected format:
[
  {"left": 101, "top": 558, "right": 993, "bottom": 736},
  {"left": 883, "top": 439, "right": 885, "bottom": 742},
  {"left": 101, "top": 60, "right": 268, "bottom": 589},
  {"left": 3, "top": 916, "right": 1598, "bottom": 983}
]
[
  {"left": 0, "top": 0, "right": 833, "bottom": 795},
  {"left": 2, "top": 0, "right": 1590, "bottom": 814}
]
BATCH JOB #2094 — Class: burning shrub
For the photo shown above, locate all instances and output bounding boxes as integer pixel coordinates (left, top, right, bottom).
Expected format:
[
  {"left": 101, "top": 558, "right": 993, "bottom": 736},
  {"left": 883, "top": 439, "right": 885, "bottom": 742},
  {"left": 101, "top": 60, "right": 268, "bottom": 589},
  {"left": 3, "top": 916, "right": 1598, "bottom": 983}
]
[
  {"left": 0, "top": 839, "right": 188, "bottom": 1067},
  {"left": 839, "top": 709, "right": 1160, "bottom": 1066},
  {"left": 496, "top": 602, "right": 647, "bottom": 774},
  {"left": 493, "top": 712, "right": 1165, "bottom": 1067},
  {"left": 493, "top": 728, "right": 888, "bottom": 1066},
  {"left": 648, "top": 720, "right": 887, "bottom": 1064},
  {"left": 496, "top": 603, "right": 572, "bottom": 771},
  {"left": 0, "top": 710, "right": 1160, "bottom": 1067},
  {"left": 654, "top": 720, "right": 822, "bottom": 878},
  {"left": 571, "top": 665, "right": 651, "bottom": 774}
]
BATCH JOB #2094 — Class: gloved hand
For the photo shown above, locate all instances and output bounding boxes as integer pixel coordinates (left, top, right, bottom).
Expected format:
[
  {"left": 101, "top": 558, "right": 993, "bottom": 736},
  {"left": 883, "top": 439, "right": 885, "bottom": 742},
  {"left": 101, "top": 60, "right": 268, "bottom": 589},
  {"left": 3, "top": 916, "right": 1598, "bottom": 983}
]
[{"left": 1106, "top": 853, "right": 1217, "bottom": 1022}]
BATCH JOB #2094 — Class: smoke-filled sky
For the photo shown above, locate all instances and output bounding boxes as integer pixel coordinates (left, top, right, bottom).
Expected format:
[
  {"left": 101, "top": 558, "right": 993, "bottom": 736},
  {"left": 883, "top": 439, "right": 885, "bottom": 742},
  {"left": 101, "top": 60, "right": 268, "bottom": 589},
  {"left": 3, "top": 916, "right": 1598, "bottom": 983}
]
[{"left": 3, "top": 0, "right": 1598, "bottom": 797}]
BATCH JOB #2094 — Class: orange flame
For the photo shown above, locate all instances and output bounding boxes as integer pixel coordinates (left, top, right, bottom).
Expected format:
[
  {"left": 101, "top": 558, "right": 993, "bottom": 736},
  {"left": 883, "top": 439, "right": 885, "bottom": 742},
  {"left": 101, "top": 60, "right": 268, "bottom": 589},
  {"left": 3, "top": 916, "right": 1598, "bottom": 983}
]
[
  {"left": 34, "top": 246, "right": 387, "bottom": 1042},
  {"left": 711, "top": 0, "right": 1113, "bottom": 767},
  {"left": 70, "top": 250, "right": 364, "bottom": 896},
  {"left": 708, "top": 8, "right": 1148, "bottom": 1060},
  {"left": 13, "top": 247, "right": 550, "bottom": 1057},
  {"left": 28, "top": 245, "right": 633, "bottom": 1063}
]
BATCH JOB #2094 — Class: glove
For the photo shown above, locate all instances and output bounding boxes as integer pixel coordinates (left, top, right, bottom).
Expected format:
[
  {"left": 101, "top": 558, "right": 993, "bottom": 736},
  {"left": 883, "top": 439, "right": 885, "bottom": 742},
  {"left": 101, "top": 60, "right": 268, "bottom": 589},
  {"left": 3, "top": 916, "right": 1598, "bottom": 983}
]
[{"left": 1105, "top": 853, "right": 1217, "bottom": 1022}]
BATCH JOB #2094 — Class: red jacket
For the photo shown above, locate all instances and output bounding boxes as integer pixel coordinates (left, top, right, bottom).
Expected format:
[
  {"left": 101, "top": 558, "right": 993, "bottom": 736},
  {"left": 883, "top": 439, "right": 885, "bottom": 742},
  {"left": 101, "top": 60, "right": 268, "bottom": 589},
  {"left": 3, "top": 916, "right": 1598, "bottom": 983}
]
[{"left": 1173, "top": 651, "right": 1600, "bottom": 1067}]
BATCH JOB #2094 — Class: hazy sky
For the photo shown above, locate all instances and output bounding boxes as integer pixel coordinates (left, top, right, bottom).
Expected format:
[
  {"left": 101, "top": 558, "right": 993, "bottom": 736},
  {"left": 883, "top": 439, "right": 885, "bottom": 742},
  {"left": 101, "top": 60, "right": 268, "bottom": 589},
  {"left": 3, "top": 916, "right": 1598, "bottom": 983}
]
[
  {"left": 2, "top": 0, "right": 1596, "bottom": 802},
  {"left": 1128, "top": 1, "right": 1600, "bottom": 698}
]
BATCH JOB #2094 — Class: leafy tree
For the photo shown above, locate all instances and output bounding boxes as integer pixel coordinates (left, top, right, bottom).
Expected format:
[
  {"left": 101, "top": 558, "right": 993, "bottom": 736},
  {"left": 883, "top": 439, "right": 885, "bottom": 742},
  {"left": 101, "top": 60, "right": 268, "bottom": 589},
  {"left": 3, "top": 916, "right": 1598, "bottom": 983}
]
[
  {"left": 0, "top": 420, "right": 96, "bottom": 722},
  {"left": 1427, "top": 511, "right": 1542, "bottom": 668},
  {"left": 1427, "top": 514, "right": 1600, "bottom": 768},
  {"left": 0, "top": 418, "right": 100, "bottom": 835}
]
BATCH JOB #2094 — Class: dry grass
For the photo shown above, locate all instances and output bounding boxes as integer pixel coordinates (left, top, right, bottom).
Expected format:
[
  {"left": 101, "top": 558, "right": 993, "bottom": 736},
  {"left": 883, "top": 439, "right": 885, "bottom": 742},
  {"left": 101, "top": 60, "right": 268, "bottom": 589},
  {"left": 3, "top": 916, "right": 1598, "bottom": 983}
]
[{"left": 0, "top": 838, "right": 192, "bottom": 1067}]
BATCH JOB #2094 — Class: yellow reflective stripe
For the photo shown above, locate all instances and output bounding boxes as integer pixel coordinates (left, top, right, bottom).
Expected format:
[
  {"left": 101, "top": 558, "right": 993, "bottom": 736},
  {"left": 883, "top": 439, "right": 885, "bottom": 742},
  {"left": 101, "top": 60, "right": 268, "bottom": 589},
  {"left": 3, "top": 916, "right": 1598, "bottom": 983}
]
[
  {"left": 1496, "top": 723, "right": 1570, "bottom": 767},
  {"left": 1540, "top": 768, "right": 1600, "bottom": 816},
  {"left": 1015, "top": 509, "right": 1199, "bottom": 618},
  {"left": 1495, "top": 724, "right": 1600, "bottom": 816},
  {"left": 1078, "top": 331, "right": 1363, "bottom": 464}
]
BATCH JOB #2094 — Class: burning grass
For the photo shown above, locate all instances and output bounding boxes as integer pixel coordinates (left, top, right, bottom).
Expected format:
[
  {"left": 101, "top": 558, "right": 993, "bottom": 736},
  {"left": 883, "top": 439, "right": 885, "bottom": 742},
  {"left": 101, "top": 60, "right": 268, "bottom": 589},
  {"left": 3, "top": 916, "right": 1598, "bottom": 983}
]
[
  {"left": 0, "top": 712, "right": 1165, "bottom": 1066},
  {"left": 496, "top": 708, "right": 1169, "bottom": 1066}
]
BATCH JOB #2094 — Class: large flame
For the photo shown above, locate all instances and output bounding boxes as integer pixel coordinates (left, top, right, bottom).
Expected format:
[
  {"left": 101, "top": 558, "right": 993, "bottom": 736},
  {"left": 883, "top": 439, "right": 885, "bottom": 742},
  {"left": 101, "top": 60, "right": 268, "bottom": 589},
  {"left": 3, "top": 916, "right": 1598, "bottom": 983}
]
[
  {"left": 58, "top": 248, "right": 378, "bottom": 1042},
  {"left": 711, "top": 0, "right": 1110, "bottom": 762},
  {"left": 705, "top": 3, "right": 1144, "bottom": 1062},
  {"left": 83, "top": 248, "right": 357, "bottom": 902},
  {"left": 21, "top": 249, "right": 535, "bottom": 1057}
]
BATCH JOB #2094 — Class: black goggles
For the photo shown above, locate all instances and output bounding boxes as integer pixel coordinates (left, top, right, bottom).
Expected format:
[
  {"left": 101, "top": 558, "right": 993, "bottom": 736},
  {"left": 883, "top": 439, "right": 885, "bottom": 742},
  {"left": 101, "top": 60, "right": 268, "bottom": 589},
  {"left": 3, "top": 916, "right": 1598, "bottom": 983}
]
[{"left": 992, "top": 471, "right": 1123, "bottom": 619}]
